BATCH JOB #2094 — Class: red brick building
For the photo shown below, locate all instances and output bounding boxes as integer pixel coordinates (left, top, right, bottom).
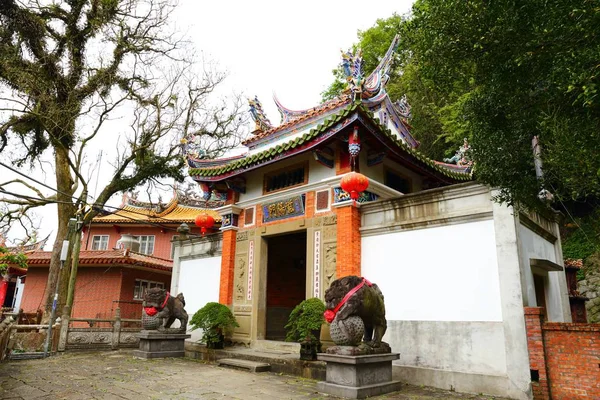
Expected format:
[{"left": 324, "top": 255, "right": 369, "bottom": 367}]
[
  {"left": 17, "top": 194, "right": 221, "bottom": 319},
  {"left": 19, "top": 250, "right": 172, "bottom": 319},
  {"left": 84, "top": 193, "right": 222, "bottom": 260}
]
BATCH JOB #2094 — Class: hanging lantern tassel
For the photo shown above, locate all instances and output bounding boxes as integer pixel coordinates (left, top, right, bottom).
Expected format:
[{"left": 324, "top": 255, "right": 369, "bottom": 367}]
[
  {"left": 348, "top": 126, "right": 361, "bottom": 171},
  {"left": 195, "top": 213, "right": 215, "bottom": 236},
  {"left": 340, "top": 172, "right": 369, "bottom": 205}
]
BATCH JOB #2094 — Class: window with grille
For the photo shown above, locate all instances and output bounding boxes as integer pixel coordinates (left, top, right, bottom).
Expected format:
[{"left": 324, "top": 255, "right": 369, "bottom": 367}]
[
  {"left": 91, "top": 235, "right": 109, "bottom": 250},
  {"left": 263, "top": 162, "right": 308, "bottom": 194},
  {"left": 385, "top": 170, "right": 412, "bottom": 194},
  {"left": 133, "top": 279, "right": 164, "bottom": 300},
  {"left": 139, "top": 235, "right": 155, "bottom": 255}
]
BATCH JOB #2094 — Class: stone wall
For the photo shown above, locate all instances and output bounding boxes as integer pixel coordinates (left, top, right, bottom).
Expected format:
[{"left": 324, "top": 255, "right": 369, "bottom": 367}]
[{"left": 578, "top": 254, "right": 600, "bottom": 323}]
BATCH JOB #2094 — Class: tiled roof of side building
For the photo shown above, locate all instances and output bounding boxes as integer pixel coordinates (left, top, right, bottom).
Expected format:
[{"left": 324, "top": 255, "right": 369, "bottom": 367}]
[
  {"left": 22, "top": 250, "right": 173, "bottom": 271},
  {"left": 189, "top": 101, "right": 473, "bottom": 182},
  {"left": 92, "top": 203, "right": 221, "bottom": 224}
]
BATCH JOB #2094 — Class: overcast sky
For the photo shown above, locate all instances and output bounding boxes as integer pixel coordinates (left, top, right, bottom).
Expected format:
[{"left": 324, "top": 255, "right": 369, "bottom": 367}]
[
  {"left": 174, "top": 0, "right": 414, "bottom": 121},
  {"left": 6, "top": 0, "right": 414, "bottom": 248}
]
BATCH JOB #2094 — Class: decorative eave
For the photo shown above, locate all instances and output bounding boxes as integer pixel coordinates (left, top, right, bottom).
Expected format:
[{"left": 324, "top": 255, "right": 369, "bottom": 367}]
[
  {"left": 189, "top": 101, "right": 472, "bottom": 184},
  {"left": 186, "top": 154, "right": 246, "bottom": 169},
  {"left": 4, "top": 234, "right": 51, "bottom": 253}
]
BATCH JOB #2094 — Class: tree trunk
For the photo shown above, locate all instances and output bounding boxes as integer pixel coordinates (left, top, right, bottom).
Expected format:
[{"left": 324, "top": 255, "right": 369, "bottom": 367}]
[{"left": 43, "top": 146, "right": 75, "bottom": 317}]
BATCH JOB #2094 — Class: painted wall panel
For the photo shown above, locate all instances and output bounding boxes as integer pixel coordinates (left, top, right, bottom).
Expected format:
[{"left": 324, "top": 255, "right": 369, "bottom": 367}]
[{"left": 362, "top": 219, "right": 502, "bottom": 322}]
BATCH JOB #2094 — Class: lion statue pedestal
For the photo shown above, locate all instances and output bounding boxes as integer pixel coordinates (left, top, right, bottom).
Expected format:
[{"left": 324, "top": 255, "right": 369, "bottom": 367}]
[
  {"left": 316, "top": 276, "right": 401, "bottom": 399},
  {"left": 132, "top": 288, "right": 191, "bottom": 359}
]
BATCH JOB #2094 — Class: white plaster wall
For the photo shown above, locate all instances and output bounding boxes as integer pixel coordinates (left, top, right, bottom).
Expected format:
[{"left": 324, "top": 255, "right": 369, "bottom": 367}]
[
  {"left": 178, "top": 256, "right": 221, "bottom": 341},
  {"left": 518, "top": 224, "right": 569, "bottom": 321},
  {"left": 362, "top": 219, "right": 507, "bottom": 379},
  {"left": 362, "top": 220, "right": 502, "bottom": 322},
  {"left": 362, "top": 219, "right": 508, "bottom": 380}
]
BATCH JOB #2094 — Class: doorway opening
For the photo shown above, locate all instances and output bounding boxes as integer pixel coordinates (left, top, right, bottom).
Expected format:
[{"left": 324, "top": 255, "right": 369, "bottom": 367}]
[{"left": 266, "top": 231, "right": 307, "bottom": 341}]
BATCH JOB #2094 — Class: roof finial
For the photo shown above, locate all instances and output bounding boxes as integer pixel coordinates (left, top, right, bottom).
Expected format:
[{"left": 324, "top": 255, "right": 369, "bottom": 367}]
[
  {"left": 341, "top": 48, "right": 364, "bottom": 101},
  {"left": 248, "top": 96, "right": 273, "bottom": 134}
]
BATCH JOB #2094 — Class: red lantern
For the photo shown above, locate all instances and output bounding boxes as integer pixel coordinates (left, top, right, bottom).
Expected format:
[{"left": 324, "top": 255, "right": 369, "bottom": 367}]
[
  {"left": 195, "top": 213, "right": 215, "bottom": 235},
  {"left": 340, "top": 172, "right": 369, "bottom": 204}
]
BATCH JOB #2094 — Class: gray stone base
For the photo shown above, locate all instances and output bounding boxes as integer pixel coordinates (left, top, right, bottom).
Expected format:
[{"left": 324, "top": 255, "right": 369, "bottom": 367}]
[
  {"left": 133, "top": 331, "right": 191, "bottom": 359},
  {"left": 317, "top": 353, "right": 401, "bottom": 399},
  {"left": 317, "top": 380, "right": 403, "bottom": 399}
]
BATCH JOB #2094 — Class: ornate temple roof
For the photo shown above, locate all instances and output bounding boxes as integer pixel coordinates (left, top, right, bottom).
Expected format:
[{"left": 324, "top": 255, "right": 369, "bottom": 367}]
[
  {"left": 184, "top": 35, "right": 472, "bottom": 185},
  {"left": 22, "top": 250, "right": 172, "bottom": 272},
  {"left": 92, "top": 193, "right": 221, "bottom": 224},
  {"left": 189, "top": 102, "right": 471, "bottom": 183},
  {"left": 0, "top": 234, "right": 50, "bottom": 252}
]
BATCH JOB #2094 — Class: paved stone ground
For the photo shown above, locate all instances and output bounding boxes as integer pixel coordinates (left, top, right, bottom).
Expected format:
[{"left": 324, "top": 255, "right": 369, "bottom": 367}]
[{"left": 0, "top": 350, "right": 510, "bottom": 400}]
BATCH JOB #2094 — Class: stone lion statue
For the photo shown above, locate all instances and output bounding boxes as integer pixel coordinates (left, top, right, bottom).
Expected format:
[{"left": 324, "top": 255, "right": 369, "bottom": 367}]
[
  {"left": 143, "top": 288, "right": 188, "bottom": 332},
  {"left": 324, "top": 276, "right": 388, "bottom": 352}
]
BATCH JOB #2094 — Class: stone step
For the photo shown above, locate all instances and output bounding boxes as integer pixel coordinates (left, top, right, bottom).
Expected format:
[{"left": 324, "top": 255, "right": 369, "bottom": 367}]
[
  {"left": 252, "top": 340, "right": 300, "bottom": 353},
  {"left": 217, "top": 358, "right": 271, "bottom": 372}
]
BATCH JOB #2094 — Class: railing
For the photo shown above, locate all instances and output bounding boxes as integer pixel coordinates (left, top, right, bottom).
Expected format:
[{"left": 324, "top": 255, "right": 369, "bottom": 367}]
[
  {"left": 1, "top": 309, "right": 43, "bottom": 325},
  {"left": 58, "top": 306, "right": 142, "bottom": 351},
  {"left": 0, "top": 318, "right": 61, "bottom": 360},
  {"left": 0, "top": 317, "right": 14, "bottom": 361}
]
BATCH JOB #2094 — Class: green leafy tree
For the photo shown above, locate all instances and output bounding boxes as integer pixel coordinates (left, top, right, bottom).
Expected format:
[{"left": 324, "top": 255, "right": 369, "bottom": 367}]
[
  {"left": 321, "top": 14, "right": 469, "bottom": 161},
  {"left": 0, "top": 246, "right": 27, "bottom": 275},
  {"left": 0, "top": 0, "right": 246, "bottom": 314},
  {"left": 324, "top": 2, "right": 600, "bottom": 210},
  {"left": 405, "top": 0, "right": 600, "bottom": 207}
]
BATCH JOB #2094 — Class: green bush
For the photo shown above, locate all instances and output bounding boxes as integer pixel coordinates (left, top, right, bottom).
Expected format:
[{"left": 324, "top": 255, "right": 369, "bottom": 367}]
[
  {"left": 285, "top": 298, "right": 325, "bottom": 343},
  {"left": 190, "top": 302, "right": 239, "bottom": 346}
]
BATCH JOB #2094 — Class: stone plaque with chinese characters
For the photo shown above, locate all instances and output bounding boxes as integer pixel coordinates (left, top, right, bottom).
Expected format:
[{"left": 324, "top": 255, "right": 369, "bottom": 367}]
[{"left": 262, "top": 195, "right": 305, "bottom": 223}]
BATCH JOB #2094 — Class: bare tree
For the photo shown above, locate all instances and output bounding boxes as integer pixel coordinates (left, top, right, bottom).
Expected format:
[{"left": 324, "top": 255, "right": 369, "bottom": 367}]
[{"left": 0, "top": 0, "right": 246, "bottom": 315}]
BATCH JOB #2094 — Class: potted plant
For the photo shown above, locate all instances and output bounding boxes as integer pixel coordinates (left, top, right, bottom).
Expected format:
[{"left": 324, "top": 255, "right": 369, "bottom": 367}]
[
  {"left": 190, "top": 302, "right": 239, "bottom": 349},
  {"left": 284, "top": 297, "right": 326, "bottom": 360}
]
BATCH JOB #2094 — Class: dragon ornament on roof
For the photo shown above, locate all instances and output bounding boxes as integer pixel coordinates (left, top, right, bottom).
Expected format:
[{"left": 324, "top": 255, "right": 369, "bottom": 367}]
[
  {"left": 248, "top": 96, "right": 273, "bottom": 133},
  {"left": 342, "top": 34, "right": 401, "bottom": 102},
  {"left": 341, "top": 48, "right": 365, "bottom": 100},
  {"left": 180, "top": 132, "right": 207, "bottom": 160},
  {"left": 393, "top": 94, "right": 412, "bottom": 120}
]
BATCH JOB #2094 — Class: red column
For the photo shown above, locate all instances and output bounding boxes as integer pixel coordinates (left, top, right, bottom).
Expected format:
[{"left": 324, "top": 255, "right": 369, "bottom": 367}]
[
  {"left": 335, "top": 204, "right": 361, "bottom": 278},
  {"left": 219, "top": 229, "right": 237, "bottom": 306},
  {"left": 0, "top": 279, "right": 8, "bottom": 307}
]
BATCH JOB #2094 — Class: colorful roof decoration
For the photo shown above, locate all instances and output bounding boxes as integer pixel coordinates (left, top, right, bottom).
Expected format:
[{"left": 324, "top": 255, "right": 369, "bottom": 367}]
[
  {"left": 242, "top": 94, "right": 351, "bottom": 148},
  {"left": 189, "top": 101, "right": 472, "bottom": 183},
  {"left": 564, "top": 259, "right": 583, "bottom": 269},
  {"left": 249, "top": 96, "right": 273, "bottom": 132},
  {"left": 0, "top": 234, "right": 50, "bottom": 252},
  {"left": 22, "top": 250, "right": 172, "bottom": 272},
  {"left": 273, "top": 93, "right": 313, "bottom": 124},
  {"left": 184, "top": 35, "right": 471, "bottom": 186},
  {"left": 93, "top": 193, "right": 221, "bottom": 225}
]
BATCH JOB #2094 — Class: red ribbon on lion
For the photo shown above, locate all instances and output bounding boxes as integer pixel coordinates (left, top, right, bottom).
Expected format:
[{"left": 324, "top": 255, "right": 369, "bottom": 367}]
[
  {"left": 143, "top": 292, "right": 170, "bottom": 317},
  {"left": 324, "top": 278, "right": 372, "bottom": 323}
]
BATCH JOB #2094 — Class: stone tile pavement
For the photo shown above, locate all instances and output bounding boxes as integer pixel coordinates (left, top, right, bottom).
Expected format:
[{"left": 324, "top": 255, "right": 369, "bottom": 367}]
[{"left": 0, "top": 350, "right": 510, "bottom": 400}]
